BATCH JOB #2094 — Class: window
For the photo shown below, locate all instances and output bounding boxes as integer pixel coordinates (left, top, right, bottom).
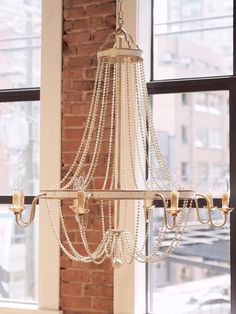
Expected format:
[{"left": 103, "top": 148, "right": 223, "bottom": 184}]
[
  {"left": 147, "top": 0, "right": 234, "bottom": 313},
  {"left": 0, "top": 0, "right": 41, "bottom": 304},
  {"left": 153, "top": 0, "right": 233, "bottom": 79},
  {"left": 0, "top": 0, "right": 62, "bottom": 312}
]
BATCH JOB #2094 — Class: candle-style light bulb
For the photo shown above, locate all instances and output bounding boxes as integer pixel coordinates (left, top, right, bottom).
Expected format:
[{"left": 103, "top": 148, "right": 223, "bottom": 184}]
[
  {"left": 71, "top": 177, "right": 85, "bottom": 213},
  {"left": 13, "top": 190, "right": 24, "bottom": 208},
  {"left": 222, "top": 191, "right": 229, "bottom": 208},
  {"left": 171, "top": 191, "right": 179, "bottom": 211},
  {"left": 206, "top": 192, "right": 214, "bottom": 208},
  {"left": 73, "top": 176, "right": 85, "bottom": 191}
]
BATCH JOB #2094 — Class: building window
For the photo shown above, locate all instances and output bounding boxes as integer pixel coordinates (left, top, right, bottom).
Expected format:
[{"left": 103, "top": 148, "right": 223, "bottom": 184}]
[
  {"left": 195, "top": 93, "right": 207, "bottom": 112},
  {"left": 181, "top": 93, "right": 189, "bottom": 105},
  {"left": 181, "top": 125, "right": 188, "bottom": 144},
  {"left": 197, "top": 162, "right": 208, "bottom": 185},
  {"left": 195, "top": 128, "right": 208, "bottom": 148},
  {"left": 209, "top": 95, "right": 222, "bottom": 115},
  {"left": 181, "top": 161, "right": 189, "bottom": 182},
  {"left": 209, "top": 129, "right": 223, "bottom": 149}
]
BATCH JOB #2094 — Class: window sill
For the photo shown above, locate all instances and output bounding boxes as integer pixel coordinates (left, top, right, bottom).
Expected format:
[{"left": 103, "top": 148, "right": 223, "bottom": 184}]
[{"left": 0, "top": 303, "right": 62, "bottom": 314}]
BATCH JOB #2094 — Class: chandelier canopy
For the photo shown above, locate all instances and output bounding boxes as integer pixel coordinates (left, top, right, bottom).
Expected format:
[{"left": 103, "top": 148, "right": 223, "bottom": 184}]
[{"left": 10, "top": 0, "right": 233, "bottom": 267}]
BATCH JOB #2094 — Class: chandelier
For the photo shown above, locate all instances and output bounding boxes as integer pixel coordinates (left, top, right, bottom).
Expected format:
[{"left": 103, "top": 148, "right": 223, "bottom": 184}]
[{"left": 9, "top": 0, "right": 233, "bottom": 267}]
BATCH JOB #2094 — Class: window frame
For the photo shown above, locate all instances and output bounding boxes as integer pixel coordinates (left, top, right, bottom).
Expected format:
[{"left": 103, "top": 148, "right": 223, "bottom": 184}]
[
  {"left": 147, "top": 0, "right": 236, "bottom": 313},
  {"left": 0, "top": 0, "right": 62, "bottom": 313}
]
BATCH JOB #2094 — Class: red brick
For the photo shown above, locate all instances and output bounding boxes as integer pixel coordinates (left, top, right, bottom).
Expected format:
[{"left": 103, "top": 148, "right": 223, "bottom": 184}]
[
  {"left": 63, "top": 116, "right": 86, "bottom": 127},
  {"left": 65, "top": 0, "right": 112, "bottom": 7},
  {"left": 104, "top": 15, "right": 116, "bottom": 27},
  {"left": 94, "top": 29, "right": 112, "bottom": 42},
  {"left": 63, "top": 128, "right": 84, "bottom": 140},
  {"left": 70, "top": 103, "right": 91, "bottom": 115},
  {"left": 86, "top": 2, "right": 115, "bottom": 17},
  {"left": 76, "top": 43, "right": 100, "bottom": 56},
  {"left": 85, "top": 68, "right": 97, "bottom": 80},
  {"left": 66, "top": 56, "right": 92, "bottom": 68},
  {"left": 61, "top": 269, "right": 91, "bottom": 283},
  {"left": 62, "top": 91, "right": 83, "bottom": 102},
  {"left": 64, "top": 32, "right": 91, "bottom": 45},
  {"left": 63, "top": 69, "right": 85, "bottom": 80},
  {"left": 91, "top": 272, "right": 113, "bottom": 285},
  {"left": 61, "top": 296, "right": 92, "bottom": 310},
  {"left": 73, "top": 80, "right": 94, "bottom": 91},
  {"left": 93, "top": 298, "right": 113, "bottom": 311},
  {"left": 64, "top": 7, "right": 85, "bottom": 20},
  {"left": 61, "top": 282, "right": 83, "bottom": 296},
  {"left": 84, "top": 284, "right": 113, "bottom": 297}
]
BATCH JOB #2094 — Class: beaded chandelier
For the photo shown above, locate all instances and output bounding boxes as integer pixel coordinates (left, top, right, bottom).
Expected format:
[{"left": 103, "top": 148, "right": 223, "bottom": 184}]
[{"left": 10, "top": 0, "right": 233, "bottom": 267}]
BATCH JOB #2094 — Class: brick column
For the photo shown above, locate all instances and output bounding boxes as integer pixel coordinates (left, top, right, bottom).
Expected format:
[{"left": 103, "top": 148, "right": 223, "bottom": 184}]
[{"left": 61, "top": 1, "right": 116, "bottom": 313}]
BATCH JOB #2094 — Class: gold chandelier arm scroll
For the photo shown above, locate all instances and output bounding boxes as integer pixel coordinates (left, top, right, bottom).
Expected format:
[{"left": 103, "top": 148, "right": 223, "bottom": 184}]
[
  {"left": 195, "top": 193, "right": 211, "bottom": 224},
  {"left": 208, "top": 210, "right": 228, "bottom": 227},
  {"left": 153, "top": 192, "right": 176, "bottom": 230},
  {"left": 14, "top": 194, "right": 45, "bottom": 228}
]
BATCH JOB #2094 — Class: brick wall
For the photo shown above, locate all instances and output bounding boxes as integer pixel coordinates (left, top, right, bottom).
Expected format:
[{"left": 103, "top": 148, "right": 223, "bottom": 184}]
[{"left": 61, "top": 1, "right": 116, "bottom": 313}]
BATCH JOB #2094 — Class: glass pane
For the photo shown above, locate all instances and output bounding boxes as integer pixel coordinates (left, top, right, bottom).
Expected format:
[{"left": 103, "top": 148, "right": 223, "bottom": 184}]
[
  {"left": 0, "top": 101, "right": 40, "bottom": 195},
  {"left": 148, "top": 91, "right": 230, "bottom": 313},
  {"left": 0, "top": 205, "right": 38, "bottom": 302},
  {"left": 153, "top": 0, "right": 233, "bottom": 79},
  {"left": 0, "top": 0, "right": 41, "bottom": 89}
]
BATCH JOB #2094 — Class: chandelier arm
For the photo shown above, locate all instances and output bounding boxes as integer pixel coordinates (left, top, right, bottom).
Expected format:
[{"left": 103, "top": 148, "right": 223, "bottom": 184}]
[
  {"left": 208, "top": 209, "right": 228, "bottom": 227},
  {"left": 15, "top": 215, "right": 30, "bottom": 228},
  {"left": 155, "top": 192, "right": 176, "bottom": 230},
  {"left": 194, "top": 196, "right": 210, "bottom": 224},
  {"left": 14, "top": 194, "right": 42, "bottom": 227}
]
